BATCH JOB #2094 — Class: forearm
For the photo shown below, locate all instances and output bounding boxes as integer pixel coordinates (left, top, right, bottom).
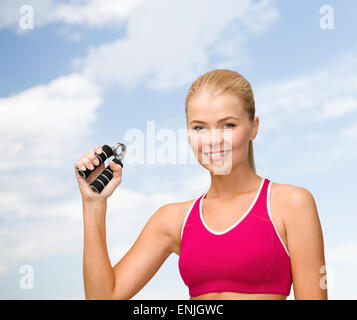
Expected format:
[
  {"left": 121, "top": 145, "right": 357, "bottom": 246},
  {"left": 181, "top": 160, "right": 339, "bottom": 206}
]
[{"left": 82, "top": 200, "right": 115, "bottom": 299}]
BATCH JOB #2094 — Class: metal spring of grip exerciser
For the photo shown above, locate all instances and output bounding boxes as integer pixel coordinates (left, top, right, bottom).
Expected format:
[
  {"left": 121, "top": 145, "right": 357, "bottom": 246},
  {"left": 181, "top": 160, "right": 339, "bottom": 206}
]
[{"left": 77, "top": 142, "right": 127, "bottom": 193}]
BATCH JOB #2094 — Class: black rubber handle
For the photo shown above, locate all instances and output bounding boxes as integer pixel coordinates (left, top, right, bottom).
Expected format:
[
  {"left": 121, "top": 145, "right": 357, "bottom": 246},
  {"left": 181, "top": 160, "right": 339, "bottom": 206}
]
[
  {"left": 77, "top": 145, "right": 113, "bottom": 178},
  {"left": 90, "top": 158, "right": 123, "bottom": 193}
]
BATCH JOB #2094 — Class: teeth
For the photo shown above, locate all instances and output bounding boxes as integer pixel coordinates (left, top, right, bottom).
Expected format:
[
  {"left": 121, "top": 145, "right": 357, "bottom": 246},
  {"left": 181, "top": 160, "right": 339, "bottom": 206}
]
[{"left": 204, "top": 150, "right": 231, "bottom": 158}]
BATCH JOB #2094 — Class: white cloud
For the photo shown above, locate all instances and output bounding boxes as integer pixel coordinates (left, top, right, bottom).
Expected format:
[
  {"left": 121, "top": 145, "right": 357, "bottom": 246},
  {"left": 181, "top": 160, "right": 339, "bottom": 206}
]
[
  {"left": 0, "top": 0, "right": 143, "bottom": 30},
  {"left": 1, "top": 0, "right": 279, "bottom": 86},
  {"left": 324, "top": 241, "right": 357, "bottom": 299},
  {"left": 320, "top": 96, "right": 357, "bottom": 119},
  {"left": 326, "top": 241, "right": 357, "bottom": 262},
  {"left": 1, "top": 0, "right": 279, "bottom": 88},
  {"left": 256, "top": 54, "right": 357, "bottom": 127},
  {"left": 0, "top": 58, "right": 104, "bottom": 286},
  {"left": 0, "top": 72, "right": 102, "bottom": 285},
  {"left": 0, "top": 219, "right": 81, "bottom": 273},
  {"left": 0, "top": 73, "right": 101, "bottom": 171},
  {"left": 48, "top": 0, "right": 144, "bottom": 27},
  {"left": 340, "top": 120, "right": 357, "bottom": 138},
  {"left": 76, "top": 0, "right": 279, "bottom": 89},
  {"left": 253, "top": 54, "right": 357, "bottom": 175}
]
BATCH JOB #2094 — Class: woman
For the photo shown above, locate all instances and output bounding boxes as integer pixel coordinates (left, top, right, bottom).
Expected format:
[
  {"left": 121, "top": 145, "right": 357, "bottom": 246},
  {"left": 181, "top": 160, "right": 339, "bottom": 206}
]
[{"left": 75, "top": 69, "right": 328, "bottom": 300}]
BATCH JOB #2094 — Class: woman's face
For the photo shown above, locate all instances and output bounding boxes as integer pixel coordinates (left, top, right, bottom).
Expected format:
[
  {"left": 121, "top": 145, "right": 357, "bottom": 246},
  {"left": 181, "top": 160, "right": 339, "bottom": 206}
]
[{"left": 186, "top": 91, "right": 258, "bottom": 175}]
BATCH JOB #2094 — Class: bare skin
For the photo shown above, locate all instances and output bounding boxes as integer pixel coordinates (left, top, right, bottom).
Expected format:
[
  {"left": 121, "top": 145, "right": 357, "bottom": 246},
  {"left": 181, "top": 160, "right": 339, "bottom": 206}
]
[{"left": 75, "top": 90, "right": 327, "bottom": 300}]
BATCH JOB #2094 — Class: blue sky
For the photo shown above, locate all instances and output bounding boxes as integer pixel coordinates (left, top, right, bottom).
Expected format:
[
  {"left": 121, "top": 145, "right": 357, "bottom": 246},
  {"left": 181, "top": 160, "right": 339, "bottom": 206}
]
[{"left": 0, "top": 0, "right": 356, "bottom": 299}]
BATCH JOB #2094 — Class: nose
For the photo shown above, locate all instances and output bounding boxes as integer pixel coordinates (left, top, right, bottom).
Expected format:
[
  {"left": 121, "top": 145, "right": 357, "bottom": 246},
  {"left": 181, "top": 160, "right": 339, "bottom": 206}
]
[{"left": 206, "top": 128, "right": 225, "bottom": 151}]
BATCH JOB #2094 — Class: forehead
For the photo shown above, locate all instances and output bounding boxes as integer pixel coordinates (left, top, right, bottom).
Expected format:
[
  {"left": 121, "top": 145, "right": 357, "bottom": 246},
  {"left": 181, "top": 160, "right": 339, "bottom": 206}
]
[{"left": 187, "top": 92, "right": 246, "bottom": 120}]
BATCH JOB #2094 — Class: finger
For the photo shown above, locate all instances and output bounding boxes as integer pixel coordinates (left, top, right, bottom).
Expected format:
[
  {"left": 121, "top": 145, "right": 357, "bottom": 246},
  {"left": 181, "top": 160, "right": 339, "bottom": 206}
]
[
  {"left": 81, "top": 157, "right": 95, "bottom": 170},
  {"left": 84, "top": 151, "right": 100, "bottom": 166},
  {"left": 109, "top": 160, "right": 122, "bottom": 177},
  {"left": 74, "top": 163, "right": 82, "bottom": 177},
  {"left": 94, "top": 145, "right": 103, "bottom": 154},
  {"left": 75, "top": 160, "right": 86, "bottom": 172},
  {"left": 74, "top": 164, "right": 92, "bottom": 192},
  {"left": 86, "top": 162, "right": 105, "bottom": 184},
  {"left": 103, "top": 160, "right": 122, "bottom": 192}
]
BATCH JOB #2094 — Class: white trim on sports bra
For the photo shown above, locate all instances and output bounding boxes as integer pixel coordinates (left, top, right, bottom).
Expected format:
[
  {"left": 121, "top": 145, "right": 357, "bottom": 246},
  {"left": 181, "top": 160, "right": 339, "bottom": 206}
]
[
  {"left": 180, "top": 196, "right": 200, "bottom": 240},
  {"left": 266, "top": 181, "right": 290, "bottom": 257},
  {"left": 200, "top": 177, "right": 265, "bottom": 235}
]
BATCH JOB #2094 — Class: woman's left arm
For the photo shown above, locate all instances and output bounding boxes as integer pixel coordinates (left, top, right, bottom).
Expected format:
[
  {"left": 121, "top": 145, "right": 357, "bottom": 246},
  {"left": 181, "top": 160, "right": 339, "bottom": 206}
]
[{"left": 284, "top": 186, "right": 328, "bottom": 300}]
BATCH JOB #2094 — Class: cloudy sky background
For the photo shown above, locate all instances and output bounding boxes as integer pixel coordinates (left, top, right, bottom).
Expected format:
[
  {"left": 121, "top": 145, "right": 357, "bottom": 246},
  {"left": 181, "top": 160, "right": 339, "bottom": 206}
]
[{"left": 0, "top": 0, "right": 356, "bottom": 299}]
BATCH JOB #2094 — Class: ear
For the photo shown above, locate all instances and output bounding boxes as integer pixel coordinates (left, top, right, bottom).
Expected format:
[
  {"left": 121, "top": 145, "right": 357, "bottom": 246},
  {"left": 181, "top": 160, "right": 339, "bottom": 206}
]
[{"left": 250, "top": 116, "right": 259, "bottom": 141}]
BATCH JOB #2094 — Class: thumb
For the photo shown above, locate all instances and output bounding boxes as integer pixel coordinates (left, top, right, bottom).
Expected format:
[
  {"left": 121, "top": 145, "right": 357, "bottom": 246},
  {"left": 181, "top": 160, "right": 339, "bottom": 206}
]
[{"left": 109, "top": 159, "right": 123, "bottom": 181}]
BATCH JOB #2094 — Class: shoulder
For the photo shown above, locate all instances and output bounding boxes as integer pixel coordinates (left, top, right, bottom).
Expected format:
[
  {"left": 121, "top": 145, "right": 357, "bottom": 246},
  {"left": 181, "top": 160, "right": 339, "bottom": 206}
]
[
  {"left": 270, "top": 182, "right": 318, "bottom": 229},
  {"left": 153, "top": 198, "right": 197, "bottom": 255},
  {"left": 271, "top": 182, "right": 315, "bottom": 205},
  {"left": 159, "top": 198, "right": 197, "bottom": 233},
  {"left": 155, "top": 199, "right": 196, "bottom": 223}
]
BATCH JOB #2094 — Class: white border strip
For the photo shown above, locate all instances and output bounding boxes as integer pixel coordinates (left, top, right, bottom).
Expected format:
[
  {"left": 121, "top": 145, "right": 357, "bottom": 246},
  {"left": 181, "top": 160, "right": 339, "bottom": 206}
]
[
  {"left": 267, "top": 181, "right": 290, "bottom": 257},
  {"left": 180, "top": 197, "right": 200, "bottom": 240}
]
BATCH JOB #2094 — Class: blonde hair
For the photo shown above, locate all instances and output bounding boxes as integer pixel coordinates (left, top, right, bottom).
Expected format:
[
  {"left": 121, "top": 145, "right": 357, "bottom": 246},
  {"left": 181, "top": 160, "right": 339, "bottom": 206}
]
[{"left": 185, "top": 69, "right": 256, "bottom": 173}]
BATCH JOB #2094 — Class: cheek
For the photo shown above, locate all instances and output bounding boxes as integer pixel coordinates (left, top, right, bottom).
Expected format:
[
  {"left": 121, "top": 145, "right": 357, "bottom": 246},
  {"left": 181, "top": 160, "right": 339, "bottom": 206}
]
[
  {"left": 229, "top": 129, "right": 249, "bottom": 150},
  {"left": 188, "top": 132, "right": 203, "bottom": 153}
]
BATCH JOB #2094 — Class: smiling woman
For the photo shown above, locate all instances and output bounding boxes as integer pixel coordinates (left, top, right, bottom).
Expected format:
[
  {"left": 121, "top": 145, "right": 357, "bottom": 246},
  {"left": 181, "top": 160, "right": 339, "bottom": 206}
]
[
  {"left": 178, "top": 69, "right": 327, "bottom": 300},
  {"left": 76, "top": 69, "right": 327, "bottom": 301}
]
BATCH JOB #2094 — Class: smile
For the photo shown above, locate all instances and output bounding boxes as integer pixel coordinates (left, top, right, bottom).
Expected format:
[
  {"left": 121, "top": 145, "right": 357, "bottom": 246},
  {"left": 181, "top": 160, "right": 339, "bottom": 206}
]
[{"left": 203, "top": 150, "right": 231, "bottom": 160}]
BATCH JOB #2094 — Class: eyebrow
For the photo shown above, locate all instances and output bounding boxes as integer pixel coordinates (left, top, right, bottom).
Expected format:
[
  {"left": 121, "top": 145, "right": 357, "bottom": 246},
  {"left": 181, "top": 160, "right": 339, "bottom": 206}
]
[{"left": 190, "top": 116, "right": 239, "bottom": 125}]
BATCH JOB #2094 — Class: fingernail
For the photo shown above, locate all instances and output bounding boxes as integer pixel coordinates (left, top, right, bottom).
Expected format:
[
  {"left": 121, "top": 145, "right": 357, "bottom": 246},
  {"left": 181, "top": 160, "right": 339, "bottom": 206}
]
[{"left": 94, "top": 159, "right": 99, "bottom": 165}]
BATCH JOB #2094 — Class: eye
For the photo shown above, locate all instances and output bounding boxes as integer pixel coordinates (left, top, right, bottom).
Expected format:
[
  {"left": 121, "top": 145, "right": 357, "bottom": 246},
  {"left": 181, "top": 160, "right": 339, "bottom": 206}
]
[
  {"left": 193, "top": 125, "right": 204, "bottom": 131},
  {"left": 223, "top": 123, "right": 236, "bottom": 129}
]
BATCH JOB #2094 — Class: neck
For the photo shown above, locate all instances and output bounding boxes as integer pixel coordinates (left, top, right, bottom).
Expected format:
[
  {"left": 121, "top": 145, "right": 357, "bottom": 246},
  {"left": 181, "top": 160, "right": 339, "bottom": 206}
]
[{"left": 207, "top": 161, "right": 262, "bottom": 200}]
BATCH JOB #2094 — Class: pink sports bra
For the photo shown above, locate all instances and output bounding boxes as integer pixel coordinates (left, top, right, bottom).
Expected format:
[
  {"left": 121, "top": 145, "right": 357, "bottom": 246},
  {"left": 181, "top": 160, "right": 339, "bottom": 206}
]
[{"left": 178, "top": 178, "right": 292, "bottom": 297}]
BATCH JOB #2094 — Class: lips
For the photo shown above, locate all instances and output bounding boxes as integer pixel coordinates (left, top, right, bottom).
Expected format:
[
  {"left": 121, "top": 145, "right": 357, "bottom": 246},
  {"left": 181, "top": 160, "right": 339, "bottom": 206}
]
[{"left": 203, "top": 150, "right": 231, "bottom": 160}]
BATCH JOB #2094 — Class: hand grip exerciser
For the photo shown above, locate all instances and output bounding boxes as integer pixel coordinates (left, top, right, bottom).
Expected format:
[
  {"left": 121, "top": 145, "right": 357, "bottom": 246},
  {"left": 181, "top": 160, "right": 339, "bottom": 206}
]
[{"left": 77, "top": 142, "right": 127, "bottom": 194}]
